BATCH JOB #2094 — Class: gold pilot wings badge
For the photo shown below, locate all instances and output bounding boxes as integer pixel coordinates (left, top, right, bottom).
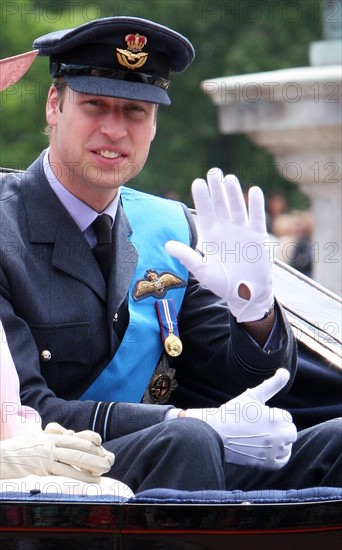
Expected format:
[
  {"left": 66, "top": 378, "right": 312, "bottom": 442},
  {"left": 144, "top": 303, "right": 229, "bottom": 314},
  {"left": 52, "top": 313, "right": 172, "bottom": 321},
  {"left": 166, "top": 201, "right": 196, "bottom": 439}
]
[{"left": 132, "top": 269, "right": 186, "bottom": 301}]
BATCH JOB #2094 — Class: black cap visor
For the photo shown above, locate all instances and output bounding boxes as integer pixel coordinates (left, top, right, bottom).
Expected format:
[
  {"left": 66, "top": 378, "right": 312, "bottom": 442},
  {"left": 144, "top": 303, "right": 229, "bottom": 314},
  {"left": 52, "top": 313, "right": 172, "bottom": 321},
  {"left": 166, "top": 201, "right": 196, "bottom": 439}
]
[{"left": 64, "top": 74, "right": 170, "bottom": 105}]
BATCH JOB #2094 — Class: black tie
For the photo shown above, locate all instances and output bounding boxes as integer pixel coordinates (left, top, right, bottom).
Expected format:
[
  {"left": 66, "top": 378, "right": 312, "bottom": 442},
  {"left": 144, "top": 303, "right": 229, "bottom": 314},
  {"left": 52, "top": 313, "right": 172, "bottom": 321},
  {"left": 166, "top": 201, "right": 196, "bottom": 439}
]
[{"left": 92, "top": 214, "right": 112, "bottom": 281}]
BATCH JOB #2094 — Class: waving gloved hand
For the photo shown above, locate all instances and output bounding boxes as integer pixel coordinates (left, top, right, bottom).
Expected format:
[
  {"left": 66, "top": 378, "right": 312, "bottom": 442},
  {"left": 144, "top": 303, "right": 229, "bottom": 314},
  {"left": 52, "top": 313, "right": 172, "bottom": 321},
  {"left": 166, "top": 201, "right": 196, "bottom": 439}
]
[
  {"left": 185, "top": 369, "right": 297, "bottom": 470},
  {"left": 0, "top": 423, "right": 114, "bottom": 482},
  {"left": 166, "top": 169, "right": 274, "bottom": 322}
]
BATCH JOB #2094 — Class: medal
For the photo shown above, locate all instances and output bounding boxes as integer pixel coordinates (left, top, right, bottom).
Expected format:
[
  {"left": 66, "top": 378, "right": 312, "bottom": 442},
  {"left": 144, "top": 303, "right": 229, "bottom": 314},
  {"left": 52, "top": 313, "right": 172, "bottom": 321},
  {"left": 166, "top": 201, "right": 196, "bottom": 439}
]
[
  {"left": 142, "top": 355, "right": 178, "bottom": 405},
  {"left": 164, "top": 332, "right": 183, "bottom": 357},
  {"left": 156, "top": 299, "right": 183, "bottom": 358}
]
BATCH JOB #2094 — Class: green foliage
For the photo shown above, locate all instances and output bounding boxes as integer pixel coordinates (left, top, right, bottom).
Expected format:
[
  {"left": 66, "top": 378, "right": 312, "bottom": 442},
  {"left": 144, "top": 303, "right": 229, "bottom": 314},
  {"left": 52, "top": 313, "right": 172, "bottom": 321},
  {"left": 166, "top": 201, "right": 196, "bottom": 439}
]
[
  {"left": 1, "top": 0, "right": 320, "bottom": 208},
  {"left": 0, "top": 0, "right": 101, "bottom": 168}
]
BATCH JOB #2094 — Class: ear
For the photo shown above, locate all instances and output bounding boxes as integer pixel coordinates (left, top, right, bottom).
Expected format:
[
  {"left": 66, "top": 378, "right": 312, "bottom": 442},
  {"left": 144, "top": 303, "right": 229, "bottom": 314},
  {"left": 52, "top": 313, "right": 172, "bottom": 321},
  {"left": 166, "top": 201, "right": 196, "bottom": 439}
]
[
  {"left": 151, "top": 124, "right": 156, "bottom": 141},
  {"left": 151, "top": 117, "right": 157, "bottom": 141},
  {"left": 46, "top": 86, "right": 59, "bottom": 126}
]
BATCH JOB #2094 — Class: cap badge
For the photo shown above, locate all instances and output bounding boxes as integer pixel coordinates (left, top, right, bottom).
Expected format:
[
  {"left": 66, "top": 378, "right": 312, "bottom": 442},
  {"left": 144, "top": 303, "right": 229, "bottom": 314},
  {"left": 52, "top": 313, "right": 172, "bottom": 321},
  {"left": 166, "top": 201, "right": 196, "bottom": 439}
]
[
  {"left": 116, "top": 33, "right": 148, "bottom": 70},
  {"left": 133, "top": 269, "right": 186, "bottom": 301}
]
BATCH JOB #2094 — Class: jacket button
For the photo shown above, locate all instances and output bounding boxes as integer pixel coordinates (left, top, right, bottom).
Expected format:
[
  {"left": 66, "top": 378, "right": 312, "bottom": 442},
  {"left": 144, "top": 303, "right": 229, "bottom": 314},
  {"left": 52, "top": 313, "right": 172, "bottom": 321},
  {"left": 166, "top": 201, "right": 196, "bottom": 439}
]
[{"left": 40, "top": 350, "right": 51, "bottom": 362}]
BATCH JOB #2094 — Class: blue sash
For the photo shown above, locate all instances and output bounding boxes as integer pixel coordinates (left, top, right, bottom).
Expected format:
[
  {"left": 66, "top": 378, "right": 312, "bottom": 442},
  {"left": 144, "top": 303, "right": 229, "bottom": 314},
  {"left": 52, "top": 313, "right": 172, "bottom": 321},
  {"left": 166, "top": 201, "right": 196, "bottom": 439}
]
[{"left": 80, "top": 188, "right": 189, "bottom": 403}]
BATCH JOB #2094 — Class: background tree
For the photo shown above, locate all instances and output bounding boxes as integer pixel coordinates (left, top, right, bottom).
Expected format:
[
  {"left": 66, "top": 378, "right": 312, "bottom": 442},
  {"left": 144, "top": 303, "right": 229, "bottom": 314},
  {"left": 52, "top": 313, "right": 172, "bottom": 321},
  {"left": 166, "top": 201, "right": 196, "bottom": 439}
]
[{"left": 1, "top": 0, "right": 321, "bottom": 207}]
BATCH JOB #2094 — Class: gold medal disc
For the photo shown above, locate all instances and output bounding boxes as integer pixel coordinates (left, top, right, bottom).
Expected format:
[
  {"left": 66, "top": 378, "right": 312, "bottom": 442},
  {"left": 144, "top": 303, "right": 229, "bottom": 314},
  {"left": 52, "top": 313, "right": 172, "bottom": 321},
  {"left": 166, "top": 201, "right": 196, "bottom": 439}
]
[{"left": 164, "top": 333, "right": 183, "bottom": 357}]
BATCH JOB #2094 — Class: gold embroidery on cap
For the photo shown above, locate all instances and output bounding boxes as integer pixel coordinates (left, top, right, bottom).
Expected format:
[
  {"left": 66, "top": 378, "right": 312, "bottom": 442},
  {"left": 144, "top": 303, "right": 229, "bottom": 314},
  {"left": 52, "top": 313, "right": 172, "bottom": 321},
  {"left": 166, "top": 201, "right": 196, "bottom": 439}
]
[{"left": 116, "top": 33, "right": 148, "bottom": 70}]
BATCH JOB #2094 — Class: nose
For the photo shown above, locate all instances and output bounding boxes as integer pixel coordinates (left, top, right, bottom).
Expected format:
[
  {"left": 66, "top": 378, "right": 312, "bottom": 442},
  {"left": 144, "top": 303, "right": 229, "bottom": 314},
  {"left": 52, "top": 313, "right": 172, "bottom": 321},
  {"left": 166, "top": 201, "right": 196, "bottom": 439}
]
[{"left": 100, "top": 109, "right": 128, "bottom": 140}]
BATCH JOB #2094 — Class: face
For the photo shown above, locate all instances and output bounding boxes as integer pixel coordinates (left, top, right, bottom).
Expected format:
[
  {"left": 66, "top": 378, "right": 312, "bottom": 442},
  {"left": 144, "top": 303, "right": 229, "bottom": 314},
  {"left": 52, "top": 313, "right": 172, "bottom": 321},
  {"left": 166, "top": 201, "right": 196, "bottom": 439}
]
[{"left": 46, "top": 85, "right": 157, "bottom": 211}]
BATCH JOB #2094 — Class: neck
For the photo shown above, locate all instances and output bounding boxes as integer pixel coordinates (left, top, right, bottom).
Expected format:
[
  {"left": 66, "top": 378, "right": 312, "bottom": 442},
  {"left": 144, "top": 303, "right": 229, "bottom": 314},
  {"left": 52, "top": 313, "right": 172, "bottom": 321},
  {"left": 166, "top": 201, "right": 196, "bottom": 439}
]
[{"left": 48, "top": 151, "right": 120, "bottom": 212}]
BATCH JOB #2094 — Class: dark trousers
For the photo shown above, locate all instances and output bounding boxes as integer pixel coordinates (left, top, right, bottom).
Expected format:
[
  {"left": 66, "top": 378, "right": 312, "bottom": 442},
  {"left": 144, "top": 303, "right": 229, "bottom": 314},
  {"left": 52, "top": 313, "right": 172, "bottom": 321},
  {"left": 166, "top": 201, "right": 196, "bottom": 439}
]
[
  {"left": 225, "top": 418, "right": 342, "bottom": 490},
  {"left": 104, "top": 417, "right": 342, "bottom": 494},
  {"left": 104, "top": 417, "right": 226, "bottom": 493}
]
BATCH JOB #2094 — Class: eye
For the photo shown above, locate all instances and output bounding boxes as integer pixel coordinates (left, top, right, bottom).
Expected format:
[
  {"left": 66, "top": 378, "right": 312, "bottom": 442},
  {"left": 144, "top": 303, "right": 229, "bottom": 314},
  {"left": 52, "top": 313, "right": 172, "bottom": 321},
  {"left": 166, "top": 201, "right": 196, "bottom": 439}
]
[
  {"left": 80, "top": 97, "right": 106, "bottom": 110},
  {"left": 124, "top": 102, "right": 155, "bottom": 119},
  {"left": 126, "top": 104, "right": 145, "bottom": 113},
  {"left": 87, "top": 99, "right": 104, "bottom": 107}
]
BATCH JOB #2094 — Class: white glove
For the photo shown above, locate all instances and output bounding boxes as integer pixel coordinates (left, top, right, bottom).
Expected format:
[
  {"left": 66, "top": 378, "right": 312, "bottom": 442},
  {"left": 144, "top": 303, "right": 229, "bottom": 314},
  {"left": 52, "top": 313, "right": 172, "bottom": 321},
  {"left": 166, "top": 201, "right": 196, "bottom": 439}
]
[
  {"left": 0, "top": 423, "right": 114, "bottom": 482},
  {"left": 166, "top": 169, "right": 274, "bottom": 322},
  {"left": 185, "top": 369, "right": 297, "bottom": 470}
]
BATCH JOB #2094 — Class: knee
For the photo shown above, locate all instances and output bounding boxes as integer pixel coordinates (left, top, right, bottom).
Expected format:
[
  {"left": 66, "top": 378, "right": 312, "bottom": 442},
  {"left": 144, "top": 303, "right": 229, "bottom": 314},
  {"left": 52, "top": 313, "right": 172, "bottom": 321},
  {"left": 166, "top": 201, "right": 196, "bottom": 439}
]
[
  {"left": 301, "top": 417, "right": 342, "bottom": 448},
  {"left": 165, "top": 417, "right": 224, "bottom": 457},
  {"left": 319, "top": 417, "right": 342, "bottom": 443}
]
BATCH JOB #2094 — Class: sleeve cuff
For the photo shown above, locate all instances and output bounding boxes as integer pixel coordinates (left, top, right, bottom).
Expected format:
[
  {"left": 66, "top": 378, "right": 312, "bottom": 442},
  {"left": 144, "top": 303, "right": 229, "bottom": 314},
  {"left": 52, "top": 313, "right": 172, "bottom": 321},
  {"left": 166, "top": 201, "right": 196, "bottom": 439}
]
[{"left": 243, "top": 307, "right": 283, "bottom": 353}]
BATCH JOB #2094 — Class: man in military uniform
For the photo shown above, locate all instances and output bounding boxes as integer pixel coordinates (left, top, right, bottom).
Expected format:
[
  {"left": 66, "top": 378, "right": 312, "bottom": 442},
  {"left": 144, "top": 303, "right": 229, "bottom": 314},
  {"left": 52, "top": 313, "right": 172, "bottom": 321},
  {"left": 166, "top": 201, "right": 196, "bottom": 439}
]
[
  {"left": 0, "top": 17, "right": 340, "bottom": 493},
  {"left": 0, "top": 52, "right": 116, "bottom": 491}
]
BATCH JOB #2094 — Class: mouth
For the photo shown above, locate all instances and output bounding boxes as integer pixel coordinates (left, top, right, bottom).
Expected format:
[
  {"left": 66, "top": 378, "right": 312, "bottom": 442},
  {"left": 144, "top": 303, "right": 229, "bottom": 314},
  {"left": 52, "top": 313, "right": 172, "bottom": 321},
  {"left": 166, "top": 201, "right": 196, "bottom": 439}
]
[{"left": 95, "top": 149, "right": 123, "bottom": 159}]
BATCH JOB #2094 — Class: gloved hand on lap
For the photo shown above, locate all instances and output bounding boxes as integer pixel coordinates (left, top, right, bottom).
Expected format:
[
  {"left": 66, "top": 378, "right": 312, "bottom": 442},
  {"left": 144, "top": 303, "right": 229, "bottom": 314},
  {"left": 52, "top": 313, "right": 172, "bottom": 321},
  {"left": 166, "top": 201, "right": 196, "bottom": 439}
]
[
  {"left": 185, "top": 369, "right": 297, "bottom": 470},
  {"left": 0, "top": 423, "right": 114, "bottom": 482}
]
